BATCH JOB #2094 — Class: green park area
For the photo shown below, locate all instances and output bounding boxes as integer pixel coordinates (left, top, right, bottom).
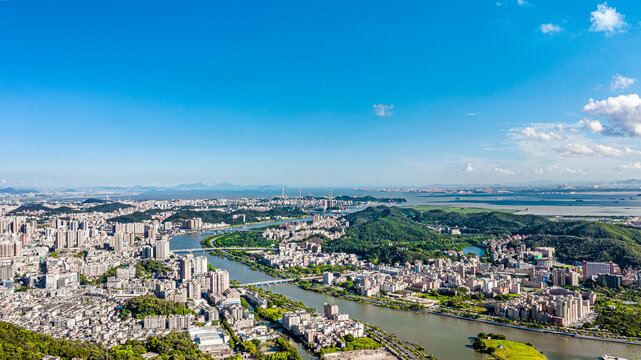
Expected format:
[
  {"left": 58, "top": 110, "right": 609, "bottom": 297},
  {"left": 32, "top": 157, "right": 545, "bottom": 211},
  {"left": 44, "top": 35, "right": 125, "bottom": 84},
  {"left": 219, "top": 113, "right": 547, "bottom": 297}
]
[{"left": 482, "top": 339, "right": 546, "bottom": 360}]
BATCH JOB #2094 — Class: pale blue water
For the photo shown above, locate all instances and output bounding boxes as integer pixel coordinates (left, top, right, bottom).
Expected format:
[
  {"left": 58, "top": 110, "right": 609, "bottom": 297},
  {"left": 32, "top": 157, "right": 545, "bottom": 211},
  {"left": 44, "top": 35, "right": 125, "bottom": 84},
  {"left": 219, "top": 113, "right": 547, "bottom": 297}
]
[{"left": 463, "top": 245, "right": 485, "bottom": 257}]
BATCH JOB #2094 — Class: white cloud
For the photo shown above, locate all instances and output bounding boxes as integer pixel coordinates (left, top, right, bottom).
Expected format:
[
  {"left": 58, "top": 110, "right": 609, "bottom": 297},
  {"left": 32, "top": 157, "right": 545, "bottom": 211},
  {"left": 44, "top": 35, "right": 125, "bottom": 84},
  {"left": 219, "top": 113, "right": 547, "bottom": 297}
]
[
  {"left": 463, "top": 163, "right": 476, "bottom": 172},
  {"left": 583, "top": 94, "right": 641, "bottom": 136},
  {"left": 590, "top": 3, "right": 627, "bottom": 35},
  {"left": 540, "top": 23, "right": 562, "bottom": 34},
  {"left": 466, "top": 112, "right": 479, "bottom": 117},
  {"left": 494, "top": 167, "right": 515, "bottom": 175},
  {"left": 579, "top": 118, "right": 604, "bottom": 132},
  {"left": 610, "top": 74, "right": 636, "bottom": 91},
  {"left": 373, "top": 104, "right": 394, "bottom": 117},
  {"left": 517, "top": 0, "right": 529, "bottom": 5},
  {"left": 534, "top": 165, "right": 586, "bottom": 175},
  {"left": 519, "top": 126, "right": 563, "bottom": 141},
  {"left": 557, "top": 143, "right": 641, "bottom": 157},
  {"left": 0, "top": 179, "right": 6, "bottom": 184},
  {"left": 621, "top": 162, "right": 641, "bottom": 170}
]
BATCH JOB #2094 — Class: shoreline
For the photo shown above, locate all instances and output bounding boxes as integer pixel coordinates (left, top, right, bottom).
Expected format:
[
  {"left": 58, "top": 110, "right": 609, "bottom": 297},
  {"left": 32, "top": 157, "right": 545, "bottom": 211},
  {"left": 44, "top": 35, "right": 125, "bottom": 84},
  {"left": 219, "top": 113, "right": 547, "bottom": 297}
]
[
  {"left": 423, "top": 310, "right": 641, "bottom": 347},
  {"left": 188, "top": 233, "right": 641, "bottom": 350}
]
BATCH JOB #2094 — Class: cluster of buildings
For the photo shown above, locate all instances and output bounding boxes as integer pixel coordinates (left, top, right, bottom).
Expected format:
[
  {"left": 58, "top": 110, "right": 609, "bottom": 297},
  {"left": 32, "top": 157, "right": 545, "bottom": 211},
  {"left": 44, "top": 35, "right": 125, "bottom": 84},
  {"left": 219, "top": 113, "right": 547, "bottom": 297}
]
[
  {"left": 494, "top": 287, "right": 596, "bottom": 326},
  {"left": 262, "top": 214, "right": 348, "bottom": 241},
  {"left": 262, "top": 239, "right": 359, "bottom": 270},
  {"left": 280, "top": 303, "right": 364, "bottom": 352},
  {"left": 0, "top": 198, "right": 315, "bottom": 357}
]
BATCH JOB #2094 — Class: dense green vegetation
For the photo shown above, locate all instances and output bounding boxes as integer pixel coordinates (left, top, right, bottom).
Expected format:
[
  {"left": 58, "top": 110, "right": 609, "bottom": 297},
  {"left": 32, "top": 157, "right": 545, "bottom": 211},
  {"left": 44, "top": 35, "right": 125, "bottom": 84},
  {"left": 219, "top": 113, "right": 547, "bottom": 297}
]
[
  {"left": 334, "top": 195, "right": 406, "bottom": 203},
  {"left": 111, "top": 332, "right": 212, "bottom": 360},
  {"left": 318, "top": 335, "right": 383, "bottom": 355},
  {"left": 109, "top": 211, "right": 153, "bottom": 223},
  {"left": 266, "top": 338, "right": 302, "bottom": 360},
  {"left": 87, "top": 202, "right": 133, "bottom": 213},
  {"left": 135, "top": 259, "right": 170, "bottom": 276},
  {"left": 0, "top": 321, "right": 210, "bottom": 360},
  {"left": 82, "top": 198, "right": 107, "bottom": 204},
  {"left": 10, "top": 204, "right": 77, "bottom": 215},
  {"left": 288, "top": 264, "right": 356, "bottom": 275},
  {"left": 417, "top": 209, "right": 548, "bottom": 233},
  {"left": 92, "top": 265, "right": 127, "bottom": 284},
  {"left": 592, "top": 288, "right": 641, "bottom": 337},
  {"left": 472, "top": 333, "right": 544, "bottom": 360},
  {"left": 324, "top": 206, "right": 474, "bottom": 264},
  {"left": 165, "top": 208, "right": 306, "bottom": 225},
  {"left": 0, "top": 321, "right": 105, "bottom": 359},
  {"left": 419, "top": 208, "right": 641, "bottom": 267},
  {"left": 256, "top": 307, "right": 287, "bottom": 322},
  {"left": 214, "top": 232, "right": 279, "bottom": 247},
  {"left": 120, "top": 295, "right": 194, "bottom": 319}
]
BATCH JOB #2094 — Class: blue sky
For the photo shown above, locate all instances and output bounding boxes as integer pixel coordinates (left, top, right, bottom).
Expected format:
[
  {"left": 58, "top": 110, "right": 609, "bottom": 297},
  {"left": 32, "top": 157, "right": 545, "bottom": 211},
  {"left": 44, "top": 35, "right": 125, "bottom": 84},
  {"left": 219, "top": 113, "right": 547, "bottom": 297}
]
[{"left": 2, "top": 1, "right": 641, "bottom": 187}]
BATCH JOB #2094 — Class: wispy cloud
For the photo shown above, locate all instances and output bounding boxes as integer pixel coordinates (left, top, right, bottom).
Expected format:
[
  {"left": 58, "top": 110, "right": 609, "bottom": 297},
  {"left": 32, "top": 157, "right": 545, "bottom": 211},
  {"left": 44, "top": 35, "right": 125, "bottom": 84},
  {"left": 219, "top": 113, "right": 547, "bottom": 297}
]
[
  {"left": 557, "top": 143, "right": 641, "bottom": 157},
  {"left": 540, "top": 23, "right": 562, "bottom": 34},
  {"left": 590, "top": 3, "right": 627, "bottom": 35},
  {"left": 517, "top": 0, "right": 529, "bottom": 6},
  {"left": 465, "top": 112, "right": 479, "bottom": 117},
  {"left": 373, "top": 104, "right": 394, "bottom": 117},
  {"left": 621, "top": 162, "right": 641, "bottom": 170},
  {"left": 519, "top": 126, "right": 563, "bottom": 141},
  {"left": 463, "top": 163, "right": 476, "bottom": 172},
  {"left": 494, "top": 167, "right": 515, "bottom": 175},
  {"left": 610, "top": 74, "right": 636, "bottom": 91}
]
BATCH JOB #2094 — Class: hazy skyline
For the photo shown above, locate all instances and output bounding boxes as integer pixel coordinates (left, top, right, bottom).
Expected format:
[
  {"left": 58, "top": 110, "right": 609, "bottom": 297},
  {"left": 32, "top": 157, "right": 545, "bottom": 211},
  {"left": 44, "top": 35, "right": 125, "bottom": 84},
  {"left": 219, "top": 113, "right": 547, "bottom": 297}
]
[{"left": 2, "top": 1, "right": 641, "bottom": 187}]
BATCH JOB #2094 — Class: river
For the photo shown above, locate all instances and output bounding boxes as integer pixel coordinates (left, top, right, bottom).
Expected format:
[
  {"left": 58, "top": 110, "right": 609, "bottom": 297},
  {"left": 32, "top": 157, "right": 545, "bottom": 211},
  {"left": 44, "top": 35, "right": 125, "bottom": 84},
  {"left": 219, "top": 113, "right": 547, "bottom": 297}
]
[{"left": 170, "top": 231, "right": 641, "bottom": 360}]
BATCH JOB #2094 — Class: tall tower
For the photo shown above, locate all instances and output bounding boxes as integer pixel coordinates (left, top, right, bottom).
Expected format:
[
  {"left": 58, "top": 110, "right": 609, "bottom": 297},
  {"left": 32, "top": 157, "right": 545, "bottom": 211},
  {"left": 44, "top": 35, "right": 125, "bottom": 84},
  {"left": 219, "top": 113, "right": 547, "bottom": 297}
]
[{"left": 180, "top": 254, "right": 193, "bottom": 282}]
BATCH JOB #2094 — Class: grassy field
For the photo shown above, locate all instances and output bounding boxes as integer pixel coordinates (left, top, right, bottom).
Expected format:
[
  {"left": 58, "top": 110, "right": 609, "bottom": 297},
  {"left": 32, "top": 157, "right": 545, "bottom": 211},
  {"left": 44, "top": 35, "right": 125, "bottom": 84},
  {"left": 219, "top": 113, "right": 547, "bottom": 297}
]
[
  {"left": 406, "top": 205, "right": 519, "bottom": 214},
  {"left": 483, "top": 340, "right": 546, "bottom": 360}
]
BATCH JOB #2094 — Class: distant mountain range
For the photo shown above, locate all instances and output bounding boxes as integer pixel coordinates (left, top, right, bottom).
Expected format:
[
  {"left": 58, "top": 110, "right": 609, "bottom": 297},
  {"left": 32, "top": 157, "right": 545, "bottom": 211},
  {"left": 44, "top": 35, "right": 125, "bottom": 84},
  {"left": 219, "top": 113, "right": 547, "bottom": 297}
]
[
  {"left": 171, "top": 182, "right": 283, "bottom": 191},
  {"left": 0, "top": 187, "right": 38, "bottom": 194},
  {"left": 3, "top": 179, "right": 641, "bottom": 196}
]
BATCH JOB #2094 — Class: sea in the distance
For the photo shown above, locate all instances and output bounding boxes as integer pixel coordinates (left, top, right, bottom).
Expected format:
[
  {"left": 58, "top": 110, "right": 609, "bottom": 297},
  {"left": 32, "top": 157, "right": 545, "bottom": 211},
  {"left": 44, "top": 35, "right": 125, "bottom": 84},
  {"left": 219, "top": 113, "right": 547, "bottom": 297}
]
[{"left": 132, "top": 187, "right": 641, "bottom": 216}]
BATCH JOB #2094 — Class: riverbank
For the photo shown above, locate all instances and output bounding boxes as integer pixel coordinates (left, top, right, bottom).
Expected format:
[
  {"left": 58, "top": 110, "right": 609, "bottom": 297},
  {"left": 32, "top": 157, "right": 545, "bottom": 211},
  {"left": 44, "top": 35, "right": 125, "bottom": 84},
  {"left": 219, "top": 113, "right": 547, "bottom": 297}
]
[
  {"left": 170, "top": 229, "right": 641, "bottom": 360},
  {"left": 426, "top": 310, "right": 641, "bottom": 347},
  {"left": 203, "top": 241, "right": 641, "bottom": 347},
  {"left": 200, "top": 238, "right": 641, "bottom": 348}
]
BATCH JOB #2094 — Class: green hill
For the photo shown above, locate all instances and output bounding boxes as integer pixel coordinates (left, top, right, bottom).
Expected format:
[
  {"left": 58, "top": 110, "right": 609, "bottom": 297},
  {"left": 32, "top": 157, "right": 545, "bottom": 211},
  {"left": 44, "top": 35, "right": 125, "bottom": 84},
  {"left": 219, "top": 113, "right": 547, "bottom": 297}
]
[
  {"left": 417, "top": 209, "right": 549, "bottom": 233},
  {"left": 10, "top": 204, "right": 77, "bottom": 215},
  {"left": 324, "top": 206, "right": 471, "bottom": 264},
  {"left": 87, "top": 202, "right": 133, "bottom": 213},
  {"left": 165, "top": 207, "right": 306, "bottom": 225},
  {"left": 109, "top": 211, "right": 153, "bottom": 223},
  {"left": 334, "top": 195, "right": 407, "bottom": 203},
  {"left": 419, "top": 209, "right": 641, "bottom": 268}
]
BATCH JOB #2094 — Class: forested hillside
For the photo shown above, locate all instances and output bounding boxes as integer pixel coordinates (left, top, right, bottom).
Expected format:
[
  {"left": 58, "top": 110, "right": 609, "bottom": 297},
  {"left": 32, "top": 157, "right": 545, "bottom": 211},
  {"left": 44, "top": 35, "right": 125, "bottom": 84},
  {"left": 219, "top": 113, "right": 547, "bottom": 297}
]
[
  {"left": 418, "top": 209, "right": 641, "bottom": 268},
  {"left": 165, "top": 207, "right": 306, "bottom": 225},
  {"left": 324, "top": 206, "right": 473, "bottom": 264}
]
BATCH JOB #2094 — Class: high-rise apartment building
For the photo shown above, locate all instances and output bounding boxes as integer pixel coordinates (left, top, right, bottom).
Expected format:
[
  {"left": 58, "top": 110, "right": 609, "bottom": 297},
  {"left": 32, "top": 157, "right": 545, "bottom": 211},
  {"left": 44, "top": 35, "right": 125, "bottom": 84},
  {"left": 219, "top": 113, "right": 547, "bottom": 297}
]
[
  {"left": 209, "top": 269, "right": 229, "bottom": 295},
  {"left": 155, "top": 239, "right": 170, "bottom": 260},
  {"left": 180, "top": 255, "right": 193, "bottom": 282}
]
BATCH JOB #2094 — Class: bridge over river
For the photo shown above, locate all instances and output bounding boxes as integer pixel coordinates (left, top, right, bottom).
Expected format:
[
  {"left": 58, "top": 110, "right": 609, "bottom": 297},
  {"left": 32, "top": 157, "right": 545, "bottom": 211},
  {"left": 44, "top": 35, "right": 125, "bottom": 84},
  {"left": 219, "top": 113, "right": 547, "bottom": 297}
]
[
  {"left": 242, "top": 276, "right": 321, "bottom": 287},
  {"left": 172, "top": 247, "right": 270, "bottom": 253}
]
